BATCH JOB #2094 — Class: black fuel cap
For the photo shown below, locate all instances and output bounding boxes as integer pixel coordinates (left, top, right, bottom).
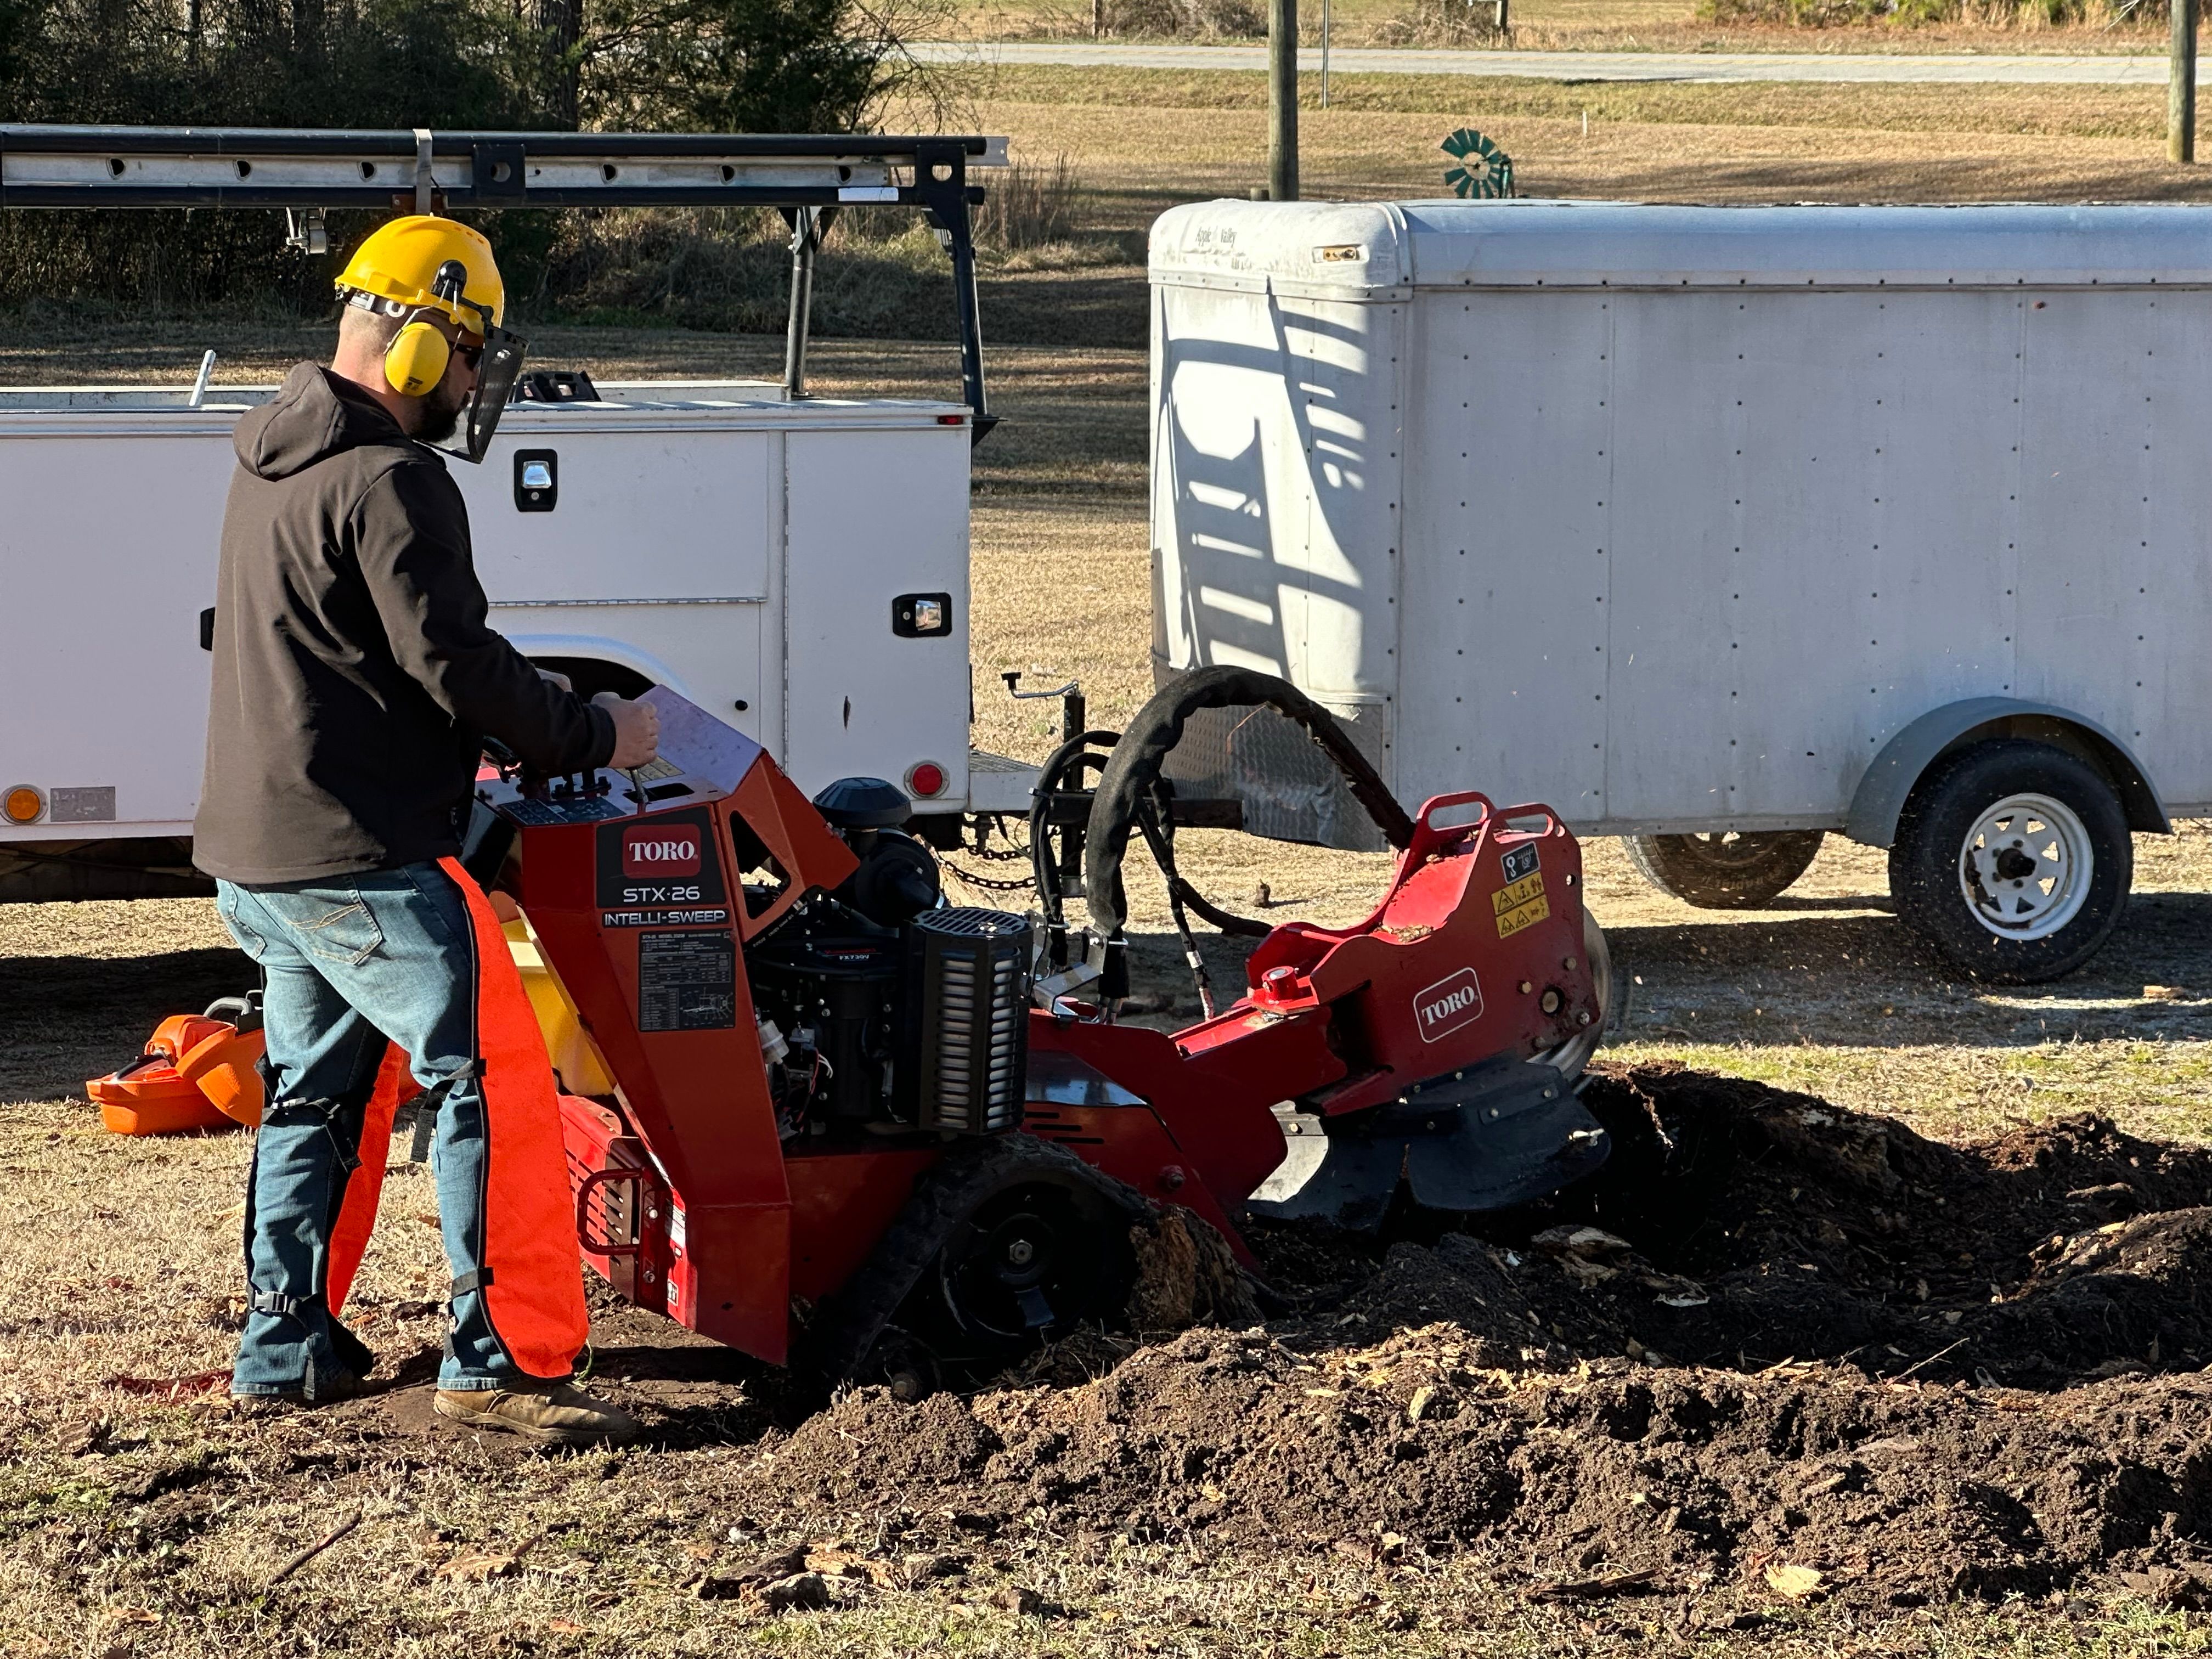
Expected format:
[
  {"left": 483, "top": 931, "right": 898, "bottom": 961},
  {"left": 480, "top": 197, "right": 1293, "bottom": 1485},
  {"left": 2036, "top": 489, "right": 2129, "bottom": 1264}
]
[{"left": 812, "top": 775, "right": 910, "bottom": 830}]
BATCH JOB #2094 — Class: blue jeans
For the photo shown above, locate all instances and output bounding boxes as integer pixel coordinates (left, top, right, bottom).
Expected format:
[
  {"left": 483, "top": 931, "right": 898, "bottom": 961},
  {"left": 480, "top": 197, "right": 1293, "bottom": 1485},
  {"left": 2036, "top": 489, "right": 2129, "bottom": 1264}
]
[{"left": 217, "top": 862, "right": 548, "bottom": 1396}]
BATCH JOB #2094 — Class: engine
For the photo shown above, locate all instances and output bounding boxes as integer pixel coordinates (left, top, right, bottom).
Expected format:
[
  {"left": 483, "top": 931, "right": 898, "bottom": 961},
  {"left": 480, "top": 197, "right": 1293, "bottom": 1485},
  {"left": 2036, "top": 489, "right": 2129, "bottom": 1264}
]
[{"left": 746, "top": 778, "right": 1030, "bottom": 1142}]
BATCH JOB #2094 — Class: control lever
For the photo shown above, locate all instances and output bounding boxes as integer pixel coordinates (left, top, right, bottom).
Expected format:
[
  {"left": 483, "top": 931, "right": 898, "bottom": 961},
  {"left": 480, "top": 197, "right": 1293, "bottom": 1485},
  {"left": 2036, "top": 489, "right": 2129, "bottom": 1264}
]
[{"left": 479, "top": 735, "right": 550, "bottom": 798}]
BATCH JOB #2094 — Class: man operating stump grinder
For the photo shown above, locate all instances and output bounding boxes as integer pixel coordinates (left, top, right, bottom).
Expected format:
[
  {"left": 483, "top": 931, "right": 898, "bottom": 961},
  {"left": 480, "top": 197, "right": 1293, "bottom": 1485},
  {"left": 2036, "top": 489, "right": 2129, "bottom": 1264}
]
[{"left": 194, "top": 215, "right": 658, "bottom": 1443}]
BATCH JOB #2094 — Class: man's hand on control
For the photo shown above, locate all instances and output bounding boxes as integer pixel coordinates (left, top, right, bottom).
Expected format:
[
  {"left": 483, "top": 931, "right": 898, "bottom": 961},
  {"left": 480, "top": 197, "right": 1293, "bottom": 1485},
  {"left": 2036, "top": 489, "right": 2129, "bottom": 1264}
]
[{"left": 595, "top": 691, "right": 661, "bottom": 769}]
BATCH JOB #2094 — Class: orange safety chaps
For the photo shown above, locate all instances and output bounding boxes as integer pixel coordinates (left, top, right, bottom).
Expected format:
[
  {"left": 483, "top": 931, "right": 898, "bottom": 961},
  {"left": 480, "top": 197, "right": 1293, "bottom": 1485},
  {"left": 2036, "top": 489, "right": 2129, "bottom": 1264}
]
[{"left": 321, "top": 857, "right": 588, "bottom": 1381}]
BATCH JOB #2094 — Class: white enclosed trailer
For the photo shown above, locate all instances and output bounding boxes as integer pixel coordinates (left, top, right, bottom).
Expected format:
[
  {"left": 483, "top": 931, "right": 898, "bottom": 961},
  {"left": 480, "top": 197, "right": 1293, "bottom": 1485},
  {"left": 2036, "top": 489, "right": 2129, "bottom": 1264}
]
[{"left": 1150, "top": 197, "right": 2212, "bottom": 980}]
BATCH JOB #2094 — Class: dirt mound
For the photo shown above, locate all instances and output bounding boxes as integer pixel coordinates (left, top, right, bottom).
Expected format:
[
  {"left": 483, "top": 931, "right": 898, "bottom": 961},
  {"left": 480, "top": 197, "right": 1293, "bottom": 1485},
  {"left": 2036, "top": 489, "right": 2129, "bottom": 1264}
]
[
  {"left": 1502, "top": 1063, "right": 2212, "bottom": 1386},
  {"left": 764, "top": 1329, "right": 2212, "bottom": 1606},
  {"left": 730, "top": 1066, "right": 2212, "bottom": 1607}
]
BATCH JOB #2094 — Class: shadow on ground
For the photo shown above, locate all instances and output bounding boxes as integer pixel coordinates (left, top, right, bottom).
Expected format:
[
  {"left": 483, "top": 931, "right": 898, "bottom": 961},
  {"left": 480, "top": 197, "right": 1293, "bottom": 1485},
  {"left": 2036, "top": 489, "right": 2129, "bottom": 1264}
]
[{"left": 0, "top": 945, "right": 251, "bottom": 1102}]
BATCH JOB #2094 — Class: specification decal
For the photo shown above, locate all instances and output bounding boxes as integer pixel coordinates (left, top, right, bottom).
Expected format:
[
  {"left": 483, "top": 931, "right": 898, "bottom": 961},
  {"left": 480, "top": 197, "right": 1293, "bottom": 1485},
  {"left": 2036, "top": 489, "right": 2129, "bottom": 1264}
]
[
  {"left": 636, "top": 929, "right": 737, "bottom": 1032},
  {"left": 1493, "top": 870, "right": 1550, "bottom": 939},
  {"left": 1500, "top": 843, "right": 1541, "bottom": 884}
]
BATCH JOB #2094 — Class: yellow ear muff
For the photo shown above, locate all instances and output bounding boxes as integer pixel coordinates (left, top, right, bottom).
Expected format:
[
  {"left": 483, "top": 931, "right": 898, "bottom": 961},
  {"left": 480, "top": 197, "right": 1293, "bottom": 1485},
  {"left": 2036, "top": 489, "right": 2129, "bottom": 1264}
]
[{"left": 384, "top": 319, "right": 452, "bottom": 398}]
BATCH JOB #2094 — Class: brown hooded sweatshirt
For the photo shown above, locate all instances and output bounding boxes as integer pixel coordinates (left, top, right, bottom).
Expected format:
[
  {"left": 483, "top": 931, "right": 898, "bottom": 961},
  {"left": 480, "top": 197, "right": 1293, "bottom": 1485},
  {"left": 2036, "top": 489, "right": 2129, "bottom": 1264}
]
[{"left": 194, "top": 363, "right": 613, "bottom": 885}]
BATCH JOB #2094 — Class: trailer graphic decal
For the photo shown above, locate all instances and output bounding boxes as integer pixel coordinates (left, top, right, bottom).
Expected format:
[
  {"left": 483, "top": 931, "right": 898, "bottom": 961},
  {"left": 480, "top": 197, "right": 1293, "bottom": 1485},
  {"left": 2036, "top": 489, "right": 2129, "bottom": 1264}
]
[
  {"left": 1414, "top": 968, "right": 1485, "bottom": 1042},
  {"left": 1493, "top": 871, "right": 1550, "bottom": 939}
]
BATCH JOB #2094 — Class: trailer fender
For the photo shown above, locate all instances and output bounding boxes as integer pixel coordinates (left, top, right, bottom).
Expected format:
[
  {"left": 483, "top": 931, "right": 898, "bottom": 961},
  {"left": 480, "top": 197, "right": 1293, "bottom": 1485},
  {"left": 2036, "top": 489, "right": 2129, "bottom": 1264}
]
[
  {"left": 506, "top": 633, "right": 692, "bottom": 702},
  {"left": 1846, "top": 697, "right": 2168, "bottom": 848}
]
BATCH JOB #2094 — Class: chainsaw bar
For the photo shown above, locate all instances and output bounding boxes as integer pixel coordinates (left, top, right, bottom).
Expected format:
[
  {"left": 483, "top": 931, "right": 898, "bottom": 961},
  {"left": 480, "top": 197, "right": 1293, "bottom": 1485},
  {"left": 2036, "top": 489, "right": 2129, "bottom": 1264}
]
[{"left": 1249, "top": 1055, "right": 1610, "bottom": 1230}]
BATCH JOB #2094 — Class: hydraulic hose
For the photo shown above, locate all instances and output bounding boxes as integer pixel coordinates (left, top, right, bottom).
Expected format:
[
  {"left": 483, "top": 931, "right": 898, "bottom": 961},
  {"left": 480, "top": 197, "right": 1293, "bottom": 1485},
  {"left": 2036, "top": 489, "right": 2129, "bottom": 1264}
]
[
  {"left": 1029, "top": 727, "right": 1121, "bottom": 959},
  {"left": 1082, "top": 666, "right": 1415, "bottom": 946}
]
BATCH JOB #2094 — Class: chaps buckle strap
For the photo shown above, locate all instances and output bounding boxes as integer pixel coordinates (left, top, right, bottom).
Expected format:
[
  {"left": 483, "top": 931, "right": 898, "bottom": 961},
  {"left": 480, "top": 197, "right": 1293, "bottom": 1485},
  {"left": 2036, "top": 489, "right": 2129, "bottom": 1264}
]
[
  {"left": 249, "top": 1288, "right": 319, "bottom": 1319},
  {"left": 449, "top": 1268, "right": 494, "bottom": 1301}
]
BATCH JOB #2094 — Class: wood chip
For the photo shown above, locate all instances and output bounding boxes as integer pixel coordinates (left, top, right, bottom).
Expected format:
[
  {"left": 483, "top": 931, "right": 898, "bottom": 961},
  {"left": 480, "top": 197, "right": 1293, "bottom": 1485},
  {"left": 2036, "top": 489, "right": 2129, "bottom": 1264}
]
[
  {"left": 1406, "top": 1385, "right": 1435, "bottom": 1423},
  {"left": 1764, "top": 1563, "right": 1826, "bottom": 1600}
]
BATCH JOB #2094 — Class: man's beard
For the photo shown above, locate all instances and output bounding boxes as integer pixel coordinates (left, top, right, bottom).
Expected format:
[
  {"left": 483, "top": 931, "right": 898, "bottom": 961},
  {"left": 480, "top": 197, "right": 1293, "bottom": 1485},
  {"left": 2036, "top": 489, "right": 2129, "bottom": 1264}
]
[{"left": 404, "top": 376, "right": 468, "bottom": 445}]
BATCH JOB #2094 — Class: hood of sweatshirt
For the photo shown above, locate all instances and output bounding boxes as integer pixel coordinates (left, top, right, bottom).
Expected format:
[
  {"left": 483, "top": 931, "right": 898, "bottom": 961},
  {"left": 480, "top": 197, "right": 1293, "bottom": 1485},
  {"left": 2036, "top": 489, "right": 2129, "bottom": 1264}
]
[{"left": 232, "top": 361, "right": 412, "bottom": 481}]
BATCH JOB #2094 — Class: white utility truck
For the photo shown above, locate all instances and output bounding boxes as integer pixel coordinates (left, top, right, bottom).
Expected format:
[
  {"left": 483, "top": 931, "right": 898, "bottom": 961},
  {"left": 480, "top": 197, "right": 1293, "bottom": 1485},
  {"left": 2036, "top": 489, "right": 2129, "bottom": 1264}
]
[
  {"left": 0, "top": 125, "right": 1036, "bottom": 904},
  {"left": 1150, "top": 197, "right": 2212, "bottom": 980}
]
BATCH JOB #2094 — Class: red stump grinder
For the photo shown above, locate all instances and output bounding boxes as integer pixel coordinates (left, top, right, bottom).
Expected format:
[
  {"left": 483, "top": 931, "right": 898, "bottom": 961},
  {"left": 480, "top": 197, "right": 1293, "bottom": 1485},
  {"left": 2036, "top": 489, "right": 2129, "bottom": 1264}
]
[{"left": 460, "top": 672, "right": 1612, "bottom": 1386}]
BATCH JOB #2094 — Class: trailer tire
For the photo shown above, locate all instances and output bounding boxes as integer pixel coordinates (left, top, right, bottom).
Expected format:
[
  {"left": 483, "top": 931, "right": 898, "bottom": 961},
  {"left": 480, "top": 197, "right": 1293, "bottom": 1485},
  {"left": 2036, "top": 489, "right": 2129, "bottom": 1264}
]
[
  {"left": 1888, "top": 739, "right": 2130, "bottom": 984},
  {"left": 1624, "top": 830, "right": 1825, "bottom": 909}
]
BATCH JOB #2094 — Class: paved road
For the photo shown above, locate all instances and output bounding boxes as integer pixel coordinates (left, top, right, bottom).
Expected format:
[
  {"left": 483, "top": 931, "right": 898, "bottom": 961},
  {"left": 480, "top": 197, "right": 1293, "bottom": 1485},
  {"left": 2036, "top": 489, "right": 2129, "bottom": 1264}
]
[{"left": 915, "top": 38, "right": 2185, "bottom": 83}]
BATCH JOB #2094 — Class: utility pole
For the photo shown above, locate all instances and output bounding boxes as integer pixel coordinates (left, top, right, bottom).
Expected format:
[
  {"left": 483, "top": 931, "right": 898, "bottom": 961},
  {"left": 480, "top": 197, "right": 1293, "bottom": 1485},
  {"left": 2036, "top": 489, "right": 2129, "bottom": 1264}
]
[
  {"left": 1269, "top": 0, "right": 1299, "bottom": 201},
  {"left": 2173, "top": 0, "right": 2197, "bottom": 164}
]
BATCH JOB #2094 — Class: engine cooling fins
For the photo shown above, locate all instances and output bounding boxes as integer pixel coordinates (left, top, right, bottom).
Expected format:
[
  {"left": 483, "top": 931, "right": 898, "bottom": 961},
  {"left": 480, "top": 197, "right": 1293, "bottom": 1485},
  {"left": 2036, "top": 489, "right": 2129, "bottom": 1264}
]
[{"left": 1251, "top": 1057, "right": 1611, "bottom": 1231}]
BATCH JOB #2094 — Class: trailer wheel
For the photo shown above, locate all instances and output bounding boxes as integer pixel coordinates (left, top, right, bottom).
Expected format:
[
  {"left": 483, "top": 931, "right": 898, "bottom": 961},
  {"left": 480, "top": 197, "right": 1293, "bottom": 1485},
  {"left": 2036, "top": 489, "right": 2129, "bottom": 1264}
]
[
  {"left": 1624, "top": 831, "right": 1825, "bottom": 909},
  {"left": 1888, "top": 739, "right": 2130, "bottom": 984}
]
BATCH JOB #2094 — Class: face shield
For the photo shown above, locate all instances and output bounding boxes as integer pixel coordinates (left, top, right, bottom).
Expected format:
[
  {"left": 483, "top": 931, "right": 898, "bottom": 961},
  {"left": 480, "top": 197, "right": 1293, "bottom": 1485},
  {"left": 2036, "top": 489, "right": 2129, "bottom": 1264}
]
[
  {"left": 432, "top": 320, "right": 526, "bottom": 466},
  {"left": 428, "top": 262, "right": 526, "bottom": 466}
]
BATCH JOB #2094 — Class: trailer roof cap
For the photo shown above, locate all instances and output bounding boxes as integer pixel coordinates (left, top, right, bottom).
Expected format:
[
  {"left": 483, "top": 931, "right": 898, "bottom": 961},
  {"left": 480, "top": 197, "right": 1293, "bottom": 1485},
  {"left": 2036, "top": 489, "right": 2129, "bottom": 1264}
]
[{"left": 1149, "top": 198, "right": 2212, "bottom": 295}]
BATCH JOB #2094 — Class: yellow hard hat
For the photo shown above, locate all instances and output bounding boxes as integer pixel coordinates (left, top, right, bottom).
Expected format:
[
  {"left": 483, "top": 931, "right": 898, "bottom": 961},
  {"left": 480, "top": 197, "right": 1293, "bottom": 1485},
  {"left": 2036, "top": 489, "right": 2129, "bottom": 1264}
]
[{"left": 336, "top": 215, "right": 506, "bottom": 332}]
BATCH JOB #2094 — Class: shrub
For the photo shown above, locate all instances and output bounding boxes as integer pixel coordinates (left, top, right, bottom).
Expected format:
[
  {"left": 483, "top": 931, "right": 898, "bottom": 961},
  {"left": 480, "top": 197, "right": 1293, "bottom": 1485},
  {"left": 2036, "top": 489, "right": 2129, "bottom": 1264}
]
[{"left": 975, "top": 154, "right": 1081, "bottom": 252}]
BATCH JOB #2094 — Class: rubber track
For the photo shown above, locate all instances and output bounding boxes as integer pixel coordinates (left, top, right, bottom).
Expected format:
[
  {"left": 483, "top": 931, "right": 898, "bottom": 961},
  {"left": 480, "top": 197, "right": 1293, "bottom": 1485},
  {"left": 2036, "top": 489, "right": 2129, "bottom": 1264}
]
[{"left": 801, "top": 1133, "right": 1153, "bottom": 1383}]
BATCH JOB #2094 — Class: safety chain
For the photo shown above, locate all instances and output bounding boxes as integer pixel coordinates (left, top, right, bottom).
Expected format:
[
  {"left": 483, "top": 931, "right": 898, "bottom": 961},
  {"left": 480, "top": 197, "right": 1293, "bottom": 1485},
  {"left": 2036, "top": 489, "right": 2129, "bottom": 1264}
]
[
  {"left": 935, "top": 813, "right": 1039, "bottom": 892},
  {"left": 940, "top": 861, "right": 1037, "bottom": 891}
]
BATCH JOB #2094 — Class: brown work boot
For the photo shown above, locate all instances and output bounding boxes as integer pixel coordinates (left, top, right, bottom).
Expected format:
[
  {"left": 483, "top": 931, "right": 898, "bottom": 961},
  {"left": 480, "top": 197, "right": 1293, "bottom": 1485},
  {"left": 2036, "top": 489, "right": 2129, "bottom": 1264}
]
[{"left": 433, "top": 1381, "right": 640, "bottom": 1446}]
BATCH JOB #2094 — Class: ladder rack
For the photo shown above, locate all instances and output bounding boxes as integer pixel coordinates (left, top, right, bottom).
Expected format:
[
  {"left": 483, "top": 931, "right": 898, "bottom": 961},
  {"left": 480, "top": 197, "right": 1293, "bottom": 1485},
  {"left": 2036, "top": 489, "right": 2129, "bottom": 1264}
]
[{"left": 0, "top": 125, "right": 1007, "bottom": 431}]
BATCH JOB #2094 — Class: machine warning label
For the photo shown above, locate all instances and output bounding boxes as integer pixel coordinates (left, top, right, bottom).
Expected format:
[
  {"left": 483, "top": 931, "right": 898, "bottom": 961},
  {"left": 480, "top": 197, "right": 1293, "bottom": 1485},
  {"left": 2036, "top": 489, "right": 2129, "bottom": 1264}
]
[
  {"left": 597, "top": 807, "right": 727, "bottom": 915},
  {"left": 636, "top": 930, "right": 737, "bottom": 1033},
  {"left": 1500, "top": 843, "right": 1541, "bottom": 885},
  {"left": 1414, "top": 968, "right": 1485, "bottom": 1042},
  {"left": 1493, "top": 871, "right": 1550, "bottom": 939}
]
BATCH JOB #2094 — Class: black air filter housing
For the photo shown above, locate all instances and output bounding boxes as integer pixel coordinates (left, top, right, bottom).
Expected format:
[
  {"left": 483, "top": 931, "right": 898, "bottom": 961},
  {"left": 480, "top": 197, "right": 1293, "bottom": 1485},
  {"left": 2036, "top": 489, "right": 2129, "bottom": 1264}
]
[{"left": 905, "top": 908, "right": 1030, "bottom": 1133}]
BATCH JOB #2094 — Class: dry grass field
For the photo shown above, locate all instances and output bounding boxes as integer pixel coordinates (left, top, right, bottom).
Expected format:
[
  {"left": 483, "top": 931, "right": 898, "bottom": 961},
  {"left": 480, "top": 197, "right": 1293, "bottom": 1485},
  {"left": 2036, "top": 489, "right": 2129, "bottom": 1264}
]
[
  {"left": 13, "top": 61, "right": 2212, "bottom": 1657},
  {"left": 939, "top": 0, "right": 2177, "bottom": 55}
]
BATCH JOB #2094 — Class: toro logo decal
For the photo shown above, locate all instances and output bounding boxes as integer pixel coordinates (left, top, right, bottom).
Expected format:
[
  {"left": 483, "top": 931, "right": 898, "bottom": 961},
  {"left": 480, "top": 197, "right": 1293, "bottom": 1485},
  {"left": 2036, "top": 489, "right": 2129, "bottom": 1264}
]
[
  {"left": 623, "top": 826, "right": 701, "bottom": 877},
  {"left": 596, "top": 806, "right": 726, "bottom": 917},
  {"left": 1413, "top": 967, "right": 1485, "bottom": 1043}
]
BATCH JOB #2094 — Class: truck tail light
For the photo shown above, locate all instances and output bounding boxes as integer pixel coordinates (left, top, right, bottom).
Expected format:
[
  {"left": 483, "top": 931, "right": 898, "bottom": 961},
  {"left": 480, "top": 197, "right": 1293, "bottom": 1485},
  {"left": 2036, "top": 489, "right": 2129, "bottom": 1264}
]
[
  {"left": 3, "top": 785, "right": 42, "bottom": 824},
  {"left": 906, "top": 761, "right": 947, "bottom": 799}
]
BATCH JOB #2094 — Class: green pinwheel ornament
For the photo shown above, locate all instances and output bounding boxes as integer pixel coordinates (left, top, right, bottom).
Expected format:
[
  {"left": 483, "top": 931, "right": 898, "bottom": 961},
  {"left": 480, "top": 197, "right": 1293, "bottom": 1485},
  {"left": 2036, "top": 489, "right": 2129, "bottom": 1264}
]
[{"left": 1442, "top": 128, "right": 1514, "bottom": 199}]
